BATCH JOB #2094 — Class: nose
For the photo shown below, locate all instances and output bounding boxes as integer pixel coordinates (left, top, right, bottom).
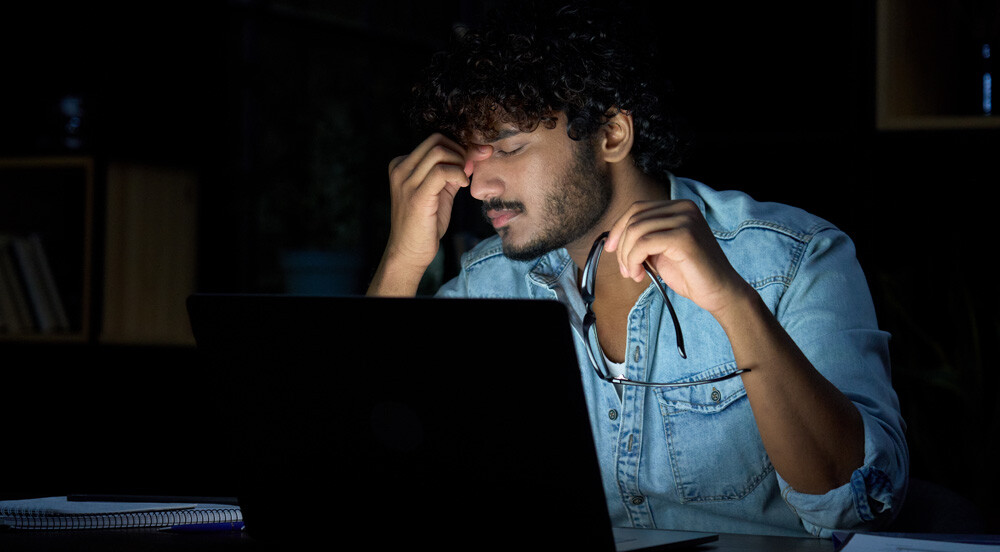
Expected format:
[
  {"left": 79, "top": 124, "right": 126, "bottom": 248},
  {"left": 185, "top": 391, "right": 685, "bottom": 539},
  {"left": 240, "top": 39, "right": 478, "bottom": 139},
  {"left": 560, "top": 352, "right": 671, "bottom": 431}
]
[
  {"left": 469, "top": 161, "right": 505, "bottom": 201},
  {"left": 465, "top": 145, "right": 504, "bottom": 201}
]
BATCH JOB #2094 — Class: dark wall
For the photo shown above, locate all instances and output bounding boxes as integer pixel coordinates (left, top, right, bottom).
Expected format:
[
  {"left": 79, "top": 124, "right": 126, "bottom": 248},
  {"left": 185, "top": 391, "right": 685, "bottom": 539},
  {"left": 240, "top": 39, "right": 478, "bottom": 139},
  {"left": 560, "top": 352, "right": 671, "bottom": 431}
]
[{"left": 657, "top": 5, "right": 999, "bottom": 532}]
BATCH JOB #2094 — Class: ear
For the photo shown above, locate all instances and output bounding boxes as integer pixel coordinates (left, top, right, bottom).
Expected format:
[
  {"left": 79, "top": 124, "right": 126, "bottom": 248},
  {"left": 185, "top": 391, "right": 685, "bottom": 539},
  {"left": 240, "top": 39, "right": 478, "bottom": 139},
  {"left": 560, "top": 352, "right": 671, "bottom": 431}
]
[{"left": 597, "top": 109, "right": 634, "bottom": 164}]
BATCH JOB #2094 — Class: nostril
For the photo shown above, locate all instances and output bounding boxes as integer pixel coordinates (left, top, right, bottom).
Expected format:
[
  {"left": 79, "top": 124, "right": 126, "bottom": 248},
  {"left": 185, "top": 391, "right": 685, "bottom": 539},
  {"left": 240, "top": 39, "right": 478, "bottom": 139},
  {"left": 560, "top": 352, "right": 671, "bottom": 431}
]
[{"left": 469, "top": 174, "right": 504, "bottom": 201}]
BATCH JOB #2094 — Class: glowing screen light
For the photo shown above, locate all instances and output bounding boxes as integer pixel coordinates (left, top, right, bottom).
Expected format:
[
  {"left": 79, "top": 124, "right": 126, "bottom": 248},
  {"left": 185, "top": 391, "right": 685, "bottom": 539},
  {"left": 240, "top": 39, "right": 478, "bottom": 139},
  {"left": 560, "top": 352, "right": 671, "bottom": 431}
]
[{"left": 985, "top": 44, "right": 992, "bottom": 116}]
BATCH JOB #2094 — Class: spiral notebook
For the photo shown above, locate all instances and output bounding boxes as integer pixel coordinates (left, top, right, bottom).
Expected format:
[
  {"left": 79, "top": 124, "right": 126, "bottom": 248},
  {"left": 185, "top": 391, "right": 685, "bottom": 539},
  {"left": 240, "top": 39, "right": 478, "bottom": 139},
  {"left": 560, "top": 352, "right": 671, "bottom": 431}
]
[{"left": 0, "top": 496, "right": 242, "bottom": 530}]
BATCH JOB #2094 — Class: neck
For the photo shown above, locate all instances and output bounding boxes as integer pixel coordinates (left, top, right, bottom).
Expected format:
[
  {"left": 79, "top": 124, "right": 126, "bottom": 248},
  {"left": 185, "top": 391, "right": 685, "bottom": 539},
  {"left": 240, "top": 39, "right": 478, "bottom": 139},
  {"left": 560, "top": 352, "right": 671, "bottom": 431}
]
[
  {"left": 565, "top": 166, "right": 670, "bottom": 318},
  {"left": 566, "top": 167, "right": 670, "bottom": 270}
]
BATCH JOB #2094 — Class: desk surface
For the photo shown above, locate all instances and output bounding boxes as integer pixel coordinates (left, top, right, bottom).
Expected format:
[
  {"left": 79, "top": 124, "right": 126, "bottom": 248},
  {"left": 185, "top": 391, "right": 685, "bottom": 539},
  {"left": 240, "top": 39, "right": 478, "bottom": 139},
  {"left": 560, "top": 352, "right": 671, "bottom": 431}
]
[
  {"left": 707, "top": 532, "right": 835, "bottom": 551},
  {"left": 1, "top": 528, "right": 836, "bottom": 551}
]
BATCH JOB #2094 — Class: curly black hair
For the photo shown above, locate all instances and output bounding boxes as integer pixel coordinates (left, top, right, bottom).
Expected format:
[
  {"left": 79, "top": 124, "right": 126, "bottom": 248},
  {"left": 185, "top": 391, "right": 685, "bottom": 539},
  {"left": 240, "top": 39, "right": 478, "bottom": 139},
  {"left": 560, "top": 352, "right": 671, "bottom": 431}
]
[{"left": 408, "top": 1, "right": 685, "bottom": 181}]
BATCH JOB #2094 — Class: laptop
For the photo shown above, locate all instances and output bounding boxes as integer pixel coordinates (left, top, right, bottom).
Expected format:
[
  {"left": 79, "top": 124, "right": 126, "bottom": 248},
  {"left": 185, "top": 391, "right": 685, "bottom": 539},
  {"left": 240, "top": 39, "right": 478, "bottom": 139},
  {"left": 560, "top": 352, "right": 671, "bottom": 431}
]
[{"left": 186, "top": 294, "right": 717, "bottom": 550}]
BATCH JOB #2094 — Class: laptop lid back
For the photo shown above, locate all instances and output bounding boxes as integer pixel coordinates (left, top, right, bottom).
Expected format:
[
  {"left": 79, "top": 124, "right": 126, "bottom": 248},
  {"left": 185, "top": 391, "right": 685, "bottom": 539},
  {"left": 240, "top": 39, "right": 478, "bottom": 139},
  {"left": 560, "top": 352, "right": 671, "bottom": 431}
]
[{"left": 187, "top": 294, "right": 614, "bottom": 549}]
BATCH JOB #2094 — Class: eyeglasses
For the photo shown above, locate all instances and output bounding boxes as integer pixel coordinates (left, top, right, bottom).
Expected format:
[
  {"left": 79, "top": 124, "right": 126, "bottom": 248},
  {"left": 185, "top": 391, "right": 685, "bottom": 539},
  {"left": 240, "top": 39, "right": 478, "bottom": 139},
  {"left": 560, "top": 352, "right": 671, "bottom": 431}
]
[{"left": 580, "top": 231, "right": 748, "bottom": 387}]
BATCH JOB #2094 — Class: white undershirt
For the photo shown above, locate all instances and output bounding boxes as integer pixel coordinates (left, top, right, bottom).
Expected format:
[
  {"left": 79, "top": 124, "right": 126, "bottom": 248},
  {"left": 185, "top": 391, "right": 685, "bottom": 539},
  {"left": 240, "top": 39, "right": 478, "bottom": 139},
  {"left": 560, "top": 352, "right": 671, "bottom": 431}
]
[{"left": 603, "top": 349, "right": 626, "bottom": 401}]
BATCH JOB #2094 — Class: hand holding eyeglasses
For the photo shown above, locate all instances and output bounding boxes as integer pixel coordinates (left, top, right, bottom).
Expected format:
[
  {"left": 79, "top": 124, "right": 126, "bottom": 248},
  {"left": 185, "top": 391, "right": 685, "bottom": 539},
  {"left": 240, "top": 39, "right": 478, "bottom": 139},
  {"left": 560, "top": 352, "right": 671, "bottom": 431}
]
[
  {"left": 581, "top": 199, "right": 751, "bottom": 387},
  {"left": 603, "top": 199, "right": 752, "bottom": 319}
]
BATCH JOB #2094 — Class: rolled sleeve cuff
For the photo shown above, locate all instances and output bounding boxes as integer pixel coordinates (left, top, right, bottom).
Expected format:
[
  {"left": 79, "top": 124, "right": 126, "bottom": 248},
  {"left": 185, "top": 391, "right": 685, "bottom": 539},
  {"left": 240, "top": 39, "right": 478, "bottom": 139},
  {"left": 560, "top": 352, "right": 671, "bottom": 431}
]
[{"left": 780, "top": 463, "right": 904, "bottom": 538}]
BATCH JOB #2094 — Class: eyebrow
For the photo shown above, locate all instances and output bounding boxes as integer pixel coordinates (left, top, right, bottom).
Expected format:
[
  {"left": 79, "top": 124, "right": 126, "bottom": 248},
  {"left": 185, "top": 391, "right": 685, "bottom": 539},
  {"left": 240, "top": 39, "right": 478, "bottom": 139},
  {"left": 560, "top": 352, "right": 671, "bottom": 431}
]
[{"left": 486, "top": 128, "right": 523, "bottom": 143}]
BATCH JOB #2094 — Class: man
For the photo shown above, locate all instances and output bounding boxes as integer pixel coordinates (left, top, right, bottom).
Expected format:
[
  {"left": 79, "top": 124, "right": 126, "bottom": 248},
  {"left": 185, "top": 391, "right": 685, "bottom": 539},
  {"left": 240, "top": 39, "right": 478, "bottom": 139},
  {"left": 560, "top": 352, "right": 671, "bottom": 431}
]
[{"left": 367, "top": 2, "right": 907, "bottom": 538}]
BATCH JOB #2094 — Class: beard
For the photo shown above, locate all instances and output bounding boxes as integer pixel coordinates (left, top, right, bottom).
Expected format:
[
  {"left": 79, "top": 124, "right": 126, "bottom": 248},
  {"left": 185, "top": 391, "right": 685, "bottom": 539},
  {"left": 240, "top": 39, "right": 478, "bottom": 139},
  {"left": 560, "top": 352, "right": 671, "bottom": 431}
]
[{"left": 482, "top": 140, "right": 613, "bottom": 262}]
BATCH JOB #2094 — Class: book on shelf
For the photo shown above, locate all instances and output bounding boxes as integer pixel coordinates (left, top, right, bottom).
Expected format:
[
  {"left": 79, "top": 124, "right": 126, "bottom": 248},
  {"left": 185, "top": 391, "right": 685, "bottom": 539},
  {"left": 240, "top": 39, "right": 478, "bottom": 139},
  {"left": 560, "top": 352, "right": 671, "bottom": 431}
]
[
  {"left": 0, "top": 496, "right": 242, "bottom": 531},
  {"left": 0, "top": 237, "right": 34, "bottom": 334},
  {"left": 0, "top": 234, "right": 70, "bottom": 336}
]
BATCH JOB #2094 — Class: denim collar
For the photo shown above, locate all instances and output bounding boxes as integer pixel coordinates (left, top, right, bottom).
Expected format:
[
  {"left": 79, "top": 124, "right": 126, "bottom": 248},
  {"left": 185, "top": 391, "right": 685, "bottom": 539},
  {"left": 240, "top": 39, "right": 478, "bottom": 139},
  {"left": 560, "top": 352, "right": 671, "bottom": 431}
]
[{"left": 526, "top": 247, "right": 576, "bottom": 291}]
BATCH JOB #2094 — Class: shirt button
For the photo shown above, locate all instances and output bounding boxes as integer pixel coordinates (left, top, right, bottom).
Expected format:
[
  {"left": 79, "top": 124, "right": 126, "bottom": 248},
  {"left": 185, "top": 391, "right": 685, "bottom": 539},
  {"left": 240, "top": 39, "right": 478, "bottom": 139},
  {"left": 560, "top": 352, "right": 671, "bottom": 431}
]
[
  {"left": 711, "top": 387, "right": 722, "bottom": 403},
  {"left": 608, "top": 409, "right": 618, "bottom": 421},
  {"left": 631, "top": 496, "right": 645, "bottom": 505},
  {"left": 633, "top": 346, "right": 640, "bottom": 363}
]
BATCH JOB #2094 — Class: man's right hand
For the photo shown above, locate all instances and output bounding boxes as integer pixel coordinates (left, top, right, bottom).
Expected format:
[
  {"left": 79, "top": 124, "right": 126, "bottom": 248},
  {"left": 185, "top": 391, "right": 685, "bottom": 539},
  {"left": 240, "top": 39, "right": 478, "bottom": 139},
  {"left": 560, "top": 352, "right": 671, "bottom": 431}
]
[{"left": 368, "top": 133, "right": 493, "bottom": 296}]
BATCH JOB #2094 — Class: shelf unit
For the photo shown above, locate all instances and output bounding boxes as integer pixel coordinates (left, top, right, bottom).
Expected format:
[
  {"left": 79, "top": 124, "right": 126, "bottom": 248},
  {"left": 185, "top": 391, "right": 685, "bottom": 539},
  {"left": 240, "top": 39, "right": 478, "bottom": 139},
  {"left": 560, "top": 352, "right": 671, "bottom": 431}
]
[
  {"left": 0, "top": 156, "right": 198, "bottom": 345},
  {"left": 0, "top": 157, "right": 95, "bottom": 342},
  {"left": 876, "top": 0, "right": 999, "bottom": 130}
]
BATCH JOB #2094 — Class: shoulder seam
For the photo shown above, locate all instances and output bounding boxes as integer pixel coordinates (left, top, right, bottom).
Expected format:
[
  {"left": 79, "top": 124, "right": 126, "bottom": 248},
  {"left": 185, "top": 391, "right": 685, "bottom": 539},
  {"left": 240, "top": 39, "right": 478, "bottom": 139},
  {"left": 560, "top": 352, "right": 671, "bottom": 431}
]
[{"left": 713, "top": 219, "right": 836, "bottom": 244}]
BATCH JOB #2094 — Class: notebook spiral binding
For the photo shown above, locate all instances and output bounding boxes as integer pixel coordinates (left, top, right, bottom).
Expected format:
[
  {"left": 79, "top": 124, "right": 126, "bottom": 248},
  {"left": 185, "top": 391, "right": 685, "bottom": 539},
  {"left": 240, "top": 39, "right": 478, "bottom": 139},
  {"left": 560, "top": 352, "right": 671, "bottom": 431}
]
[{"left": 1, "top": 507, "right": 242, "bottom": 530}]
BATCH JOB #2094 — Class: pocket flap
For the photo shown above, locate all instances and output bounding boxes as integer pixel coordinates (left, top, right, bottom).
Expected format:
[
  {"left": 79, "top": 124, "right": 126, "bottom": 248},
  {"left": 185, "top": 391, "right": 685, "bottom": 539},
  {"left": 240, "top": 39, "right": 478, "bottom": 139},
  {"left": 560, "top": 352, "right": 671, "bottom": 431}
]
[{"left": 654, "top": 362, "right": 746, "bottom": 413}]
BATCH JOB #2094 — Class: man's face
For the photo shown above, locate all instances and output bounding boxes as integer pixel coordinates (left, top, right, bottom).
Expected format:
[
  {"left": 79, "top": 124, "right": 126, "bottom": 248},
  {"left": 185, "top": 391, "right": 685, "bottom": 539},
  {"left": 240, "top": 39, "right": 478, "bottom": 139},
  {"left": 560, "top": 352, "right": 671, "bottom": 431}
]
[{"left": 469, "top": 115, "right": 612, "bottom": 261}]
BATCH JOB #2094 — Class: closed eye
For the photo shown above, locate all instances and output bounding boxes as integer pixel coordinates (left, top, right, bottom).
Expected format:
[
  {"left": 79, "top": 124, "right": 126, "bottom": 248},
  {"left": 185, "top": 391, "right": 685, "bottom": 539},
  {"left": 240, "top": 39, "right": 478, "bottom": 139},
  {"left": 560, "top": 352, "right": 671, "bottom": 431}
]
[{"left": 493, "top": 145, "right": 524, "bottom": 158}]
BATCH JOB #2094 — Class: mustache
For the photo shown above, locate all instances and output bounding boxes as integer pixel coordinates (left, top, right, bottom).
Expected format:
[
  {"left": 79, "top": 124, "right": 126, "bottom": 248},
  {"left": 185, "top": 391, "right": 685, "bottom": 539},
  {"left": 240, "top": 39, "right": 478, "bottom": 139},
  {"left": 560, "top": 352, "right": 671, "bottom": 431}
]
[{"left": 481, "top": 199, "right": 526, "bottom": 215}]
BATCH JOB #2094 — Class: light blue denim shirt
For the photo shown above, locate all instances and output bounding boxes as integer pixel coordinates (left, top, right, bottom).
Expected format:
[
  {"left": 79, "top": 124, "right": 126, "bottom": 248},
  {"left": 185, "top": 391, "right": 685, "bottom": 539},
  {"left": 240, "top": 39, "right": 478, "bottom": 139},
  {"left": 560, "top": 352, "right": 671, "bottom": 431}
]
[{"left": 436, "top": 176, "right": 908, "bottom": 537}]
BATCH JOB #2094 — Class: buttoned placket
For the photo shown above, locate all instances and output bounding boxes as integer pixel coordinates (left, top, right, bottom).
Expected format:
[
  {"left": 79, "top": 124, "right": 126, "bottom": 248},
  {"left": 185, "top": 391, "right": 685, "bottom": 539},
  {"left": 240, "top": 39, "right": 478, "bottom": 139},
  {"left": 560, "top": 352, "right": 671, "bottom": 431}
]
[
  {"left": 615, "top": 292, "right": 656, "bottom": 527},
  {"left": 529, "top": 257, "right": 659, "bottom": 528}
]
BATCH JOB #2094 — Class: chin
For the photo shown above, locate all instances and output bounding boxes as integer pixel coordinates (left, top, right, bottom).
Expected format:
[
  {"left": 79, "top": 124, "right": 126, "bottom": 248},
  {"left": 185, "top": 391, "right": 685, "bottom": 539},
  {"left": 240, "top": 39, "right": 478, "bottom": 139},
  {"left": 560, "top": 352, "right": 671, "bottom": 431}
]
[{"left": 499, "top": 234, "right": 561, "bottom": 262}]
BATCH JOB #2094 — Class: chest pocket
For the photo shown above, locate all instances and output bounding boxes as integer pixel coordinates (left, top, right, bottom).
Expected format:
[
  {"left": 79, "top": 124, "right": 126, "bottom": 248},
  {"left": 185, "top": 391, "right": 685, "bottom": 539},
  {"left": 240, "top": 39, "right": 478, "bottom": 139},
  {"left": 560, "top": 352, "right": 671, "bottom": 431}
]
[{"left": 653, "top": 364, "right": 773, "bottom": 503}]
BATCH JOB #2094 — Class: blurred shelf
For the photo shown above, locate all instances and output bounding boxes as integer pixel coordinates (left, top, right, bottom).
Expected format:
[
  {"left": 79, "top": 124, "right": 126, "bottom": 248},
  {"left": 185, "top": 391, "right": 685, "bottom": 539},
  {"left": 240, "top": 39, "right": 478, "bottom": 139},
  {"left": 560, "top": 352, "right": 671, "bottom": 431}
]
[
  {"left": 876, "top": 0, "right": 998, "bottom": 130},
  {"left": 0, "top": 156, "right": 198, "bottom": 345}
]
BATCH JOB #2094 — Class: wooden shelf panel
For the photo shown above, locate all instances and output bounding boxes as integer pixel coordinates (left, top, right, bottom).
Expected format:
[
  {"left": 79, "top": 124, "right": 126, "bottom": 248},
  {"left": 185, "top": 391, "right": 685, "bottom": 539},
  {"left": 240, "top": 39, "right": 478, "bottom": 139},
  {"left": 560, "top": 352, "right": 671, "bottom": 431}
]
[{"left": 100, "top": 162, "right": 198, "bottom": 346}]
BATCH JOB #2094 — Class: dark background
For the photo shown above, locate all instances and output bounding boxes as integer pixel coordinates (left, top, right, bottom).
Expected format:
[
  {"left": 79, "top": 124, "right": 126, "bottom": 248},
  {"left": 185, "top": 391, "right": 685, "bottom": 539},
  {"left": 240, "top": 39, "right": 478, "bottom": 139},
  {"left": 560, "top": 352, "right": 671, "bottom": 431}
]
[{"left": 1, "top": 0, "right": 997, "bottom": 534}]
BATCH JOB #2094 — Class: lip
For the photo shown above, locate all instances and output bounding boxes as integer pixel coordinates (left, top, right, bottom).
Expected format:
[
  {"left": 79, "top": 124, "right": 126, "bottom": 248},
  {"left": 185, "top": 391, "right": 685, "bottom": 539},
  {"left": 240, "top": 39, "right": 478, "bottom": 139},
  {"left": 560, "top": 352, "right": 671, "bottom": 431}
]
[{"left": 486, "top": 209, "right": 521, "bottom": 229}]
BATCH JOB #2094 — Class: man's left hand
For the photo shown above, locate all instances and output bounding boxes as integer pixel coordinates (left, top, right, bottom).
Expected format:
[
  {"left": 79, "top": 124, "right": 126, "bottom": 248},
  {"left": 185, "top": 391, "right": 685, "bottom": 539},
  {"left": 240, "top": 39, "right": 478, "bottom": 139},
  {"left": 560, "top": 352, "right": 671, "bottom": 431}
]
[{"left": 604, "top": 199, "right": 752, "bottom": 318}]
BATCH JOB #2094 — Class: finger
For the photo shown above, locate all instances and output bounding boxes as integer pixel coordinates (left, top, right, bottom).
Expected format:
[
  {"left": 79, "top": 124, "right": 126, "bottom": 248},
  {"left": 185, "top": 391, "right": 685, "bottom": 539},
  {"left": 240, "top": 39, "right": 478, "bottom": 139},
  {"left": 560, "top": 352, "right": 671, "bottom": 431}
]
[
  {"left": 464, "top": 144, "right": 494, "bottom": 177},
  {"left": 613, "top": 200, "right": 699, "bottom": 255},
  {"left": 388, "top": 155, "right": 407, "bottom": 176},
  {"left": 391, "top": 133, "right": 467, "bottom": 183},
  {"left": 622, "top": 229, "right": 684, "bottom": 282},
  {"left": 621, "top": 204, "right": 705, "bottom": 282},
  {"left": 413, "top": 133, "right": 467, "bottom": 163},
  {"left": 617, "top": 207, "right": 693, "bottom": 280},
  {"left": 415, "top": 163, "right": 474, "bottom": 198},
  {"left": 608, "top": 202, "right": 669, "bottom": 277},
  {"left": 604, "top": 200, "right": 661, "bottom": 253},
  {"left": 405, "top": 144, "right": 470, "bottom": 191}
]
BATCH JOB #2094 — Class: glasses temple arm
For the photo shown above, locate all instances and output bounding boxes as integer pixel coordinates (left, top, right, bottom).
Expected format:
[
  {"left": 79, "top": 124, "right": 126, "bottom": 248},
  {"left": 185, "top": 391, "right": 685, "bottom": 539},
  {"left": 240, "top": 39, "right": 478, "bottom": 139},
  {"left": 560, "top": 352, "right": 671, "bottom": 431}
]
[{"left": 642, "top": 261, "right": 687, "bottom": 359}]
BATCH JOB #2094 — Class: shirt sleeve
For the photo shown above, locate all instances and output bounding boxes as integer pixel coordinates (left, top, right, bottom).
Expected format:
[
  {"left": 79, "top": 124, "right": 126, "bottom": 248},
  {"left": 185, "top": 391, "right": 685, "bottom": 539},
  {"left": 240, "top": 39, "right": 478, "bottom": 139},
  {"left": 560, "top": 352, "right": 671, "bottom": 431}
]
[
  {"left": 435, "top": 273, "right": 468, "bottom": 297},
  {"left": 773, "top": 227, "right": 909, "bottom": 537}
]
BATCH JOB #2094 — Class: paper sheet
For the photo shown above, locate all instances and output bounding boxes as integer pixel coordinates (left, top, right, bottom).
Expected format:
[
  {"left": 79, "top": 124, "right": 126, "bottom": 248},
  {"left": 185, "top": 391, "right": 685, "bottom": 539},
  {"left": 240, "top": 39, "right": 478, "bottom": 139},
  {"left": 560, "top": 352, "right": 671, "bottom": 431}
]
[{"left": 841, "top": 533, "right": 1000, "bottom": 552}]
